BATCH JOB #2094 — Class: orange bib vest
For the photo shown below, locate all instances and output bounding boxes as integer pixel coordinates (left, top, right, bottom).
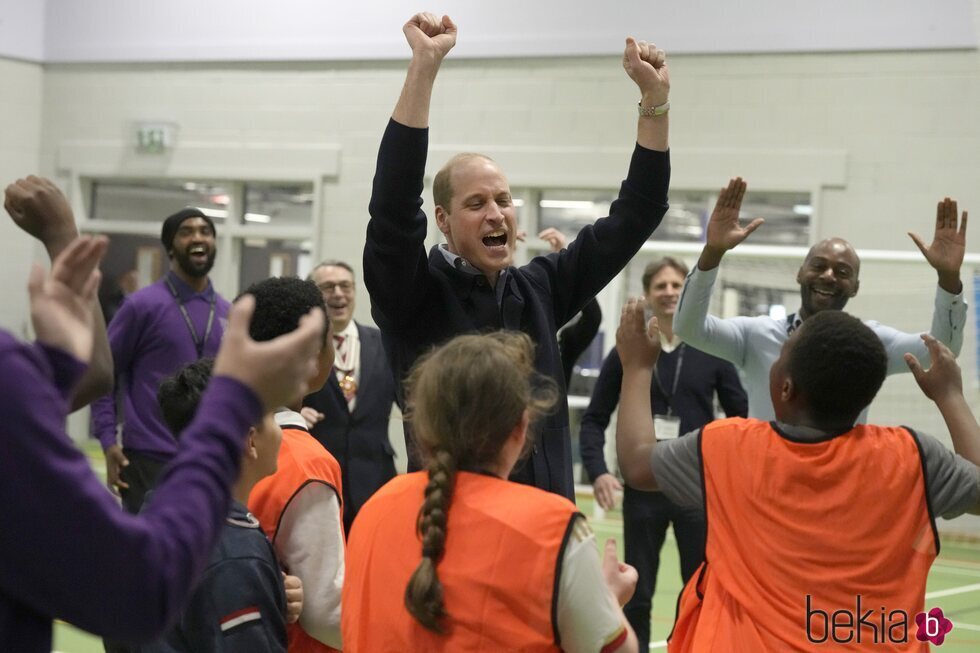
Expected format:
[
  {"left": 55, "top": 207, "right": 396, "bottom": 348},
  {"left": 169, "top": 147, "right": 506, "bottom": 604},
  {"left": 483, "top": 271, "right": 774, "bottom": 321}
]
[
  {"left": 669, "top": 418, "right": 938, "bottom": 653},
  {"left": 342, "top": 471, "right": 580, "bottom": 652},
  {"left": 249, "top": 426, "right": 344, "bottom": 653}
]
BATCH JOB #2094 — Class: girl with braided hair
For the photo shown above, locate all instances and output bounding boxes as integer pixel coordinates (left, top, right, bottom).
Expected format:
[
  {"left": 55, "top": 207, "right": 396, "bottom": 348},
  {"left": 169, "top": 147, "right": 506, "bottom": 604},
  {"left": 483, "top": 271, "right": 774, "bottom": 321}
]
[{"left": 342, "top": 331, "right": 640, "bottom": 652}]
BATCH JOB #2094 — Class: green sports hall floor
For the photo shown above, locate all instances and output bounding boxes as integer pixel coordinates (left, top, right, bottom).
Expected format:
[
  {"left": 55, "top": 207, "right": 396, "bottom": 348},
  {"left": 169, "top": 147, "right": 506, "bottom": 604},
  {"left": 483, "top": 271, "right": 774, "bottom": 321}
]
[{"left": 53, "top": 445, "right": 980, "bottom": 652}]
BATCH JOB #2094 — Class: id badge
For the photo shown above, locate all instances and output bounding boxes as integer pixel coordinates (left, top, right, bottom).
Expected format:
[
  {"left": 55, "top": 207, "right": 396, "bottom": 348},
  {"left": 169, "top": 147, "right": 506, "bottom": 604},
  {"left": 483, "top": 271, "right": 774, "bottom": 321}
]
[{"left": 655, "top": 415, "right": 681, "bottom": 440}]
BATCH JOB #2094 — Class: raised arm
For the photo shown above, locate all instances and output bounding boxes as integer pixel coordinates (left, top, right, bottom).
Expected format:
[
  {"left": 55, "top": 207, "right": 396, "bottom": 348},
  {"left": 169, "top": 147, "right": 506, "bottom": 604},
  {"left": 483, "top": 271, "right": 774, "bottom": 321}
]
[
  {"left": 1, "top": 252, "right": 326, "bottom": 641},
  {"left": 906, "top": 197, "right": 969, "bottom": 356},
  {"left": 4, "top": 176, "right": 112, "bottom": 410},
  {"left": 906, "top": 335, "right": 980, "bottom": 468},
  {"left": 391, "top": 12, "right": 456, "bottom": 128},
  {"left": 673, "top": 179, "right": 762, "bottom": 365},
  {"left": 614, "top": 298, "right": 661, "bottom": 491},
  {"left": 622, "top": 37, "right": 670, "bottom": 152},
  {"left": 363, "top": 13, "right": 457, "bottom": 330}
]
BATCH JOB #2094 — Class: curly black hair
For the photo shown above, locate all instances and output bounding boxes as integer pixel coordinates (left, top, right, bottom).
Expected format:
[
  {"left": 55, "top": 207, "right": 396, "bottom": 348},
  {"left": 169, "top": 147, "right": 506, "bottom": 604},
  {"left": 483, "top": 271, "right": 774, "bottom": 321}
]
[
  {"left": 786, "top": 310, "right": 886, "bottom": 425},
  {"left": 157, "top": 357, "right": 215, "bottom": 438},
  {"left": 238, "top": 276, "right": 327, "bottom": 344}
]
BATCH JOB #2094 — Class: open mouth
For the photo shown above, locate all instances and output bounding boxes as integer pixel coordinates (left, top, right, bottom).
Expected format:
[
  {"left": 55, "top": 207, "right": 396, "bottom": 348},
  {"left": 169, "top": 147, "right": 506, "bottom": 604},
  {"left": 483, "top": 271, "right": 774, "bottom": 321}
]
[
  {"left": 188, "top": 245, "right": 209, "bottom": 263},
  {"left": 482, "top": 230, "right": 508, "bottom": 248},
  {"left": 811, "top": 287, "right": 836, "bottom": 298}
]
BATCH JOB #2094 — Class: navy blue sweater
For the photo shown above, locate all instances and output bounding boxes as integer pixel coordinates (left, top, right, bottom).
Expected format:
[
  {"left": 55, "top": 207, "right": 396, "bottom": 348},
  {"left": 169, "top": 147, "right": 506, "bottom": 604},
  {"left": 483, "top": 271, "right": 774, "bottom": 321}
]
[{"left": 363, "top": 119, "right": 670, "bottom": 499}]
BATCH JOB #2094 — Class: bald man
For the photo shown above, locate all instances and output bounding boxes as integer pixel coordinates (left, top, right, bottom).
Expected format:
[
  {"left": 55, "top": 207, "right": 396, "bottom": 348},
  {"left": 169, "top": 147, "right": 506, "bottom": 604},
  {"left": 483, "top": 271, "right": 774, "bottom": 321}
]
[{"left": 673, "top": 177, "right": 968, "bottom": 421}]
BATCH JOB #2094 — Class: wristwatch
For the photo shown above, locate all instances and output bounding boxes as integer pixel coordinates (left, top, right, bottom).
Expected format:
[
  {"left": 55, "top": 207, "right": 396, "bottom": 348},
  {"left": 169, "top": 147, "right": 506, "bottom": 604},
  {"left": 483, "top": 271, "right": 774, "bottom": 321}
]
[{"left": 638, "top": 101, "right": 670, "bottom": 117}]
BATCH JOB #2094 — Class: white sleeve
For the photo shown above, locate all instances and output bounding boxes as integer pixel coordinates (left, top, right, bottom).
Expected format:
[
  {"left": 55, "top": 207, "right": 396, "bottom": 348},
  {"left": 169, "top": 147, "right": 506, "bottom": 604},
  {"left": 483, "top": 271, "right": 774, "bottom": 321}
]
[
  {"left": 274, "top": 482, "right": 344, "bottom": 649},
  {"left": 674, "top": 265, "right": 749, "bottom": 368},
  {"left": 556, "top": 518, "right": 629, "bottom": 653},
  {"left": 871, "top": 285, "right": 967, "bottom": 375},
  {"left": 932, "top": 284, "right": 968, "bottom": 356}
]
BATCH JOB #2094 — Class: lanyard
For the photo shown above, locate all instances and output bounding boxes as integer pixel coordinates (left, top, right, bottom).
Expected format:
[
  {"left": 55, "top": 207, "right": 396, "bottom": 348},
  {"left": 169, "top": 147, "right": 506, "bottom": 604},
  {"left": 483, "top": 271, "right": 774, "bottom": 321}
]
[
  {"left": 652, "top": 343, "right": 685, "bottom": 417},
  {"left": 165, "top": 276, "right": 216, "bottom": 358},
  {"left": 786, "top": 312, "right": 800, "bottom": 335}
]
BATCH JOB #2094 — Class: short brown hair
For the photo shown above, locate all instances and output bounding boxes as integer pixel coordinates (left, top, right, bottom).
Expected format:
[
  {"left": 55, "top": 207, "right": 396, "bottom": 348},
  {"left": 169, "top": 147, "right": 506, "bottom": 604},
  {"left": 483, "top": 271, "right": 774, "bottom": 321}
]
[
  {"left": 642, "top": 256, "right": 689, "bottom": 292},
  {"left": 432, "top": 152, "right": 496, "bottom": 210}
]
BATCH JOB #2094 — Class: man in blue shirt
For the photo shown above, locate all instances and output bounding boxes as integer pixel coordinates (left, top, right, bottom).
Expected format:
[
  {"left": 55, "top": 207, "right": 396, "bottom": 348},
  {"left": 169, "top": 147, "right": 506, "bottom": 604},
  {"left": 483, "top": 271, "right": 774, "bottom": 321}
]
[{"left": 674, "top": 177, "right": 968, "bottom": 421}]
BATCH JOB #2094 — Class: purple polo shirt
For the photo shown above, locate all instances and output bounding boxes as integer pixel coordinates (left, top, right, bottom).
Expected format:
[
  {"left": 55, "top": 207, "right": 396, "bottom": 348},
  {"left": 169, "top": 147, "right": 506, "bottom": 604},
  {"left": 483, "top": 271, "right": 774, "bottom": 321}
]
[
  {"left": 0, "top": 329, "right": 262, "bottom": 652},
  {"left": 91, "top": 271, "right": 230, "bottom": 456}
]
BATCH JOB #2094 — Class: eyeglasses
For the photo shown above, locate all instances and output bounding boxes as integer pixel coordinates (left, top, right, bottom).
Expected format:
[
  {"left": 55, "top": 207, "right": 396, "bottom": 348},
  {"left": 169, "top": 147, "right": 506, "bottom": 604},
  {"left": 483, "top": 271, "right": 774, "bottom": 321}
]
[{"left": 318, "top": 282, "right": 354, "bottom": 293}]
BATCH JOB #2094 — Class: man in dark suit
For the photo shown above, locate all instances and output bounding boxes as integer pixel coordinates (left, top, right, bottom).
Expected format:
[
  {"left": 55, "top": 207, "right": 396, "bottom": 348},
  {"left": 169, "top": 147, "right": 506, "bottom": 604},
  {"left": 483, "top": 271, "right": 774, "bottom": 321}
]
[{"left": 302, "top": 260, "right": 398, "bottom": 533}]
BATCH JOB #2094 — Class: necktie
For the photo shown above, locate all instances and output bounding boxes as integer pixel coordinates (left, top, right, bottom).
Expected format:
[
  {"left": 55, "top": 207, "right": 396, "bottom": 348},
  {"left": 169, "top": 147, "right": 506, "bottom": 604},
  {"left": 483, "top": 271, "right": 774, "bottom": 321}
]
[{"left": 333, "top": 335, "right": 356, "bottom": 401}]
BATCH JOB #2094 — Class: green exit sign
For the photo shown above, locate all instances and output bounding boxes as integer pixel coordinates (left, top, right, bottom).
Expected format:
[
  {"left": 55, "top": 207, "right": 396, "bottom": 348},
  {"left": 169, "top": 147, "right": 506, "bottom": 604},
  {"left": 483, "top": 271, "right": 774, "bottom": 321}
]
[{"left": 134, "top": 122, "right": 176, "bottom": 154}]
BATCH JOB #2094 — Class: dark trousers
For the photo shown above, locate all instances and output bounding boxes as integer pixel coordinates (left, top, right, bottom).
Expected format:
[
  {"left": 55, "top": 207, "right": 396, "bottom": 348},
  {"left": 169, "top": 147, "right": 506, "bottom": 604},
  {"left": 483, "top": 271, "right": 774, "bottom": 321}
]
[
  {"left": 622, "top": 486, "right": 705, "bottom": 650},
  {"left": 118, "top": 449, "right": 169, "bottom": 515},
  {"left": 104, "top": 450, "right": 169, "bottom": 653}
]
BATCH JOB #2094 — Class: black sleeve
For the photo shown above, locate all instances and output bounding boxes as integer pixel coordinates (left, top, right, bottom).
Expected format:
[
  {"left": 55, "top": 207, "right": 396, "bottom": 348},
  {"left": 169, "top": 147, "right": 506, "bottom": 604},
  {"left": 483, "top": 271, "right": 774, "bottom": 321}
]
[
  {"left": 557, "top": 298, "right": 602, "bottom": 386},
  {"left": 171, "top": 557, "right": 287, "bottom": 653},
  {"left": 715, "top": 359, "right": 748, "bottom": 418},
  {"left": 579, "top": 348, "right": 624, "bottom": 482},
  {"left": 363, "top": 119, "right": 433, "bottom": 331},
  {"left": 522, "top": 146, "right": 670, "bottom": 328}
]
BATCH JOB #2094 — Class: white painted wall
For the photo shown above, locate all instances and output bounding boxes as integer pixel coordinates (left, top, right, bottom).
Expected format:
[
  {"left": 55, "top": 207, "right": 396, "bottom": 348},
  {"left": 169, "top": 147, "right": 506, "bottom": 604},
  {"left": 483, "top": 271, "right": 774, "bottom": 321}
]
[
  {"left": 40, "top": 0, "right": 978, "bottom": 63},
  {"left": 0, "top": 57, "right": 43, "bottom": 336},
  {"left": 40, "top": 48, "right": 980, "bottom": 262}
]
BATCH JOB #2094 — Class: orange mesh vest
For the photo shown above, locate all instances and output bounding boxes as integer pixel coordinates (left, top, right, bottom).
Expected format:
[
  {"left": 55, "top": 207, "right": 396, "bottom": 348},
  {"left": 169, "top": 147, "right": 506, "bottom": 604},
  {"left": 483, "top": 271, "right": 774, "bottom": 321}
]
[
  {"left": 342, "top": 471, "right": 580, "bottom": 652},
  {"left": 249, "top": 426, "right": 344, "bottom": 653},
  {"left": 669, "top": 418, "right": 938, "bottom": 652}
]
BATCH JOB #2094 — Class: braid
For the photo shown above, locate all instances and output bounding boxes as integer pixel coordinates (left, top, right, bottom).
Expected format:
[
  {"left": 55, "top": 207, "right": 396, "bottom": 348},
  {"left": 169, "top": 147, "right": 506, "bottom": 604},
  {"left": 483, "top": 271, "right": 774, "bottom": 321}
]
[{"left": 405, "top": 449, "right": 456, "bottom": 633}]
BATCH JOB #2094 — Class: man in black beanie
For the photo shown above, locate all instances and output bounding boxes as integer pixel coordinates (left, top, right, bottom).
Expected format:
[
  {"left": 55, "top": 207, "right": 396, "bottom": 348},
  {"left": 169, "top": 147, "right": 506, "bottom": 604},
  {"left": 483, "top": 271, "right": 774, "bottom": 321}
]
[
  {"left": 94, "top": 208, "right": 231, "bottom": 653},
  {"left": 92, "top": 207, "right": 230, "bottom": 513}
]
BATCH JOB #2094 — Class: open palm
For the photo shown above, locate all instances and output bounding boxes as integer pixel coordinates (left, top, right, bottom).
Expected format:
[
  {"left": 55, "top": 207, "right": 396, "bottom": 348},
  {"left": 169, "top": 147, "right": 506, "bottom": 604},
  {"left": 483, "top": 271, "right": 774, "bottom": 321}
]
[
  {"left": 909, "top": 197, "right": 967, "bottom": 275},
  {"left": 705, "top": 177, "right": 763, "bottom": 252},
  {"left": 29, "top": 236, "right": 107, "bottom": 362}
]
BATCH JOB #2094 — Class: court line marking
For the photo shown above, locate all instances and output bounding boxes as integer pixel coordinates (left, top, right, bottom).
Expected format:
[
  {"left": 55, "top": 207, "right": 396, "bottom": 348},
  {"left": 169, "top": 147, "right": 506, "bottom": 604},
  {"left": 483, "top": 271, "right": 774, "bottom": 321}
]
[
  {"left": 950, "top": 621, "right": 980, "bottom": 632},
  {"left": 931, "top": 564, "right": 980, "bottom": 579},
  {"left": 926, "top": 581, "right": 980, "bottom": 599}
]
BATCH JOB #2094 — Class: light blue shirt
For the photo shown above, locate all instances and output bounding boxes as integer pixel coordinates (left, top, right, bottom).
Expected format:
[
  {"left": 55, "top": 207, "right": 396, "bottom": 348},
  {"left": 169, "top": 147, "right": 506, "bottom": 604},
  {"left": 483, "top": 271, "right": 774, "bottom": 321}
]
[{"left": 673, "top": 264, "right": 967, "bottom": 422}]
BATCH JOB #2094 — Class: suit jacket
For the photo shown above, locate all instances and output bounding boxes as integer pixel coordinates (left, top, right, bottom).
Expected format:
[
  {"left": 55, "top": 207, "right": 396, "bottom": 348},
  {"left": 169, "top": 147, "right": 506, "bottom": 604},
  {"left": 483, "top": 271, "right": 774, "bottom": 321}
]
[{"left": 303, "top": 323, "right": 397, "bottom": 532}]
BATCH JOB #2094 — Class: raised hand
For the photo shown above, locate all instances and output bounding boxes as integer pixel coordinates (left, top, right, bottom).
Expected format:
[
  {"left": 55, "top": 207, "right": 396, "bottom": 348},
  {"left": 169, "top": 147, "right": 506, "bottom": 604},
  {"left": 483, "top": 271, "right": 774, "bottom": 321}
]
[
  {"left": 616, "top": 297, "right": 661, "bottom": 370},
  {"left": 537, "top": 227, "right": 568, "bottom": 253},
  {"left": 213, "top": 295, "right": 325, "bottom": 412},
  {"left": 29, "top": 235, "right": 108, "bottom": 362},
  {"left": 4, "top": 176, "right": 80, "bottom": 256},
  {"left": 403, "top": 12, "right": 457, "bottom": 60},
  {"left": 905, "top": 334, "right": 963, "bottom": 403},
  {"left": 908, "top": 197, "right": 966, "bottom": 294},
  {"left": 622, "top": 37, "right": 670, "bottom": 107},
  {"left": 602, "top": 538, "right": 639, "bottom": 607},
  {"left": 705, "top": 177, "right": 763, "bottom": 252}
]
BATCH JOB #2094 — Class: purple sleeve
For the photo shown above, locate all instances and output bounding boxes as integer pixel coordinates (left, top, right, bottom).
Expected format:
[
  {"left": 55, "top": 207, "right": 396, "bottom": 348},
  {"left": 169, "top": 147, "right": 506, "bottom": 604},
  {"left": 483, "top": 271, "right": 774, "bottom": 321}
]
[
  {"left": 0, "top": 331, "right": 262, "bottom": 642},
  {"left": 91, "top": 297, "right": 143, "bottom": 448},
  {"left": 34, "top": 341, "right": 87, "bottom": 401}
]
